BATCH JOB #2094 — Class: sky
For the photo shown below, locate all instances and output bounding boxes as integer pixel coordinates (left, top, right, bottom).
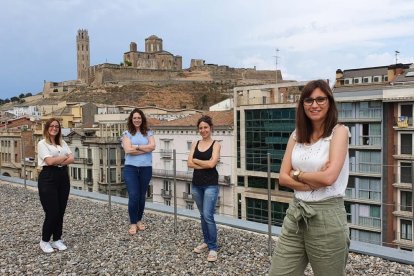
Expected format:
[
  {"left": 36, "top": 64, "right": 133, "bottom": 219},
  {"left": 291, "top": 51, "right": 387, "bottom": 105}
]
[{"left": 1, "top": 0, "right": 414, "bottom": 100}]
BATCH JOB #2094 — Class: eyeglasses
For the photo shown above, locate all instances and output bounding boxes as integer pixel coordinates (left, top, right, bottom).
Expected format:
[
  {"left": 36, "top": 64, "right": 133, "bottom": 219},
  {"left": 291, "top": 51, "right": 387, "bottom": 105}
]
[
  {"left": 303, "top": 96, "right": 328, "bottom": 106},
  {"left": 49, "top": 125, "right": 60, "bottom": 129}
]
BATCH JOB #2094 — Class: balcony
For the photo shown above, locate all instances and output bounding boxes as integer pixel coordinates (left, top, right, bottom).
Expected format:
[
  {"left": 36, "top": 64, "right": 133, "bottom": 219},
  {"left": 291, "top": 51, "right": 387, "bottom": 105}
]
[
  {"left": 74, "top": 157, "right": 86, "bottom": 164},
  {"left": 345, "top": 188, "right": 381, "bottom": 203},
  {"left": 161, "top": 189, "right": 172, "bottom": 198},
  {"left": 395, "top": 116, "right": 413, "bottom": 129},
  {"left": 358, "top": 216, "right": 381, "bottom": 229},
  {"left": 183, "top": 192, "right": 194, "bottom": 202},
  {"left": 358, "top": 108, "right": 382, "bottom": 119},
  {"left": 349, "top": 163, "right": 381, "bottom": 176},
  {"left": 153, "top": 169, "right": 193, "bottom": 181},
  {"left": 86, "top": 158, "right": 93, "bottom": 165},
  {"left": 160, "top": 149, "right": 173, "bottom": 158},
  {"left": 84, "top": 178, "right": 93, "bottom": 185}
]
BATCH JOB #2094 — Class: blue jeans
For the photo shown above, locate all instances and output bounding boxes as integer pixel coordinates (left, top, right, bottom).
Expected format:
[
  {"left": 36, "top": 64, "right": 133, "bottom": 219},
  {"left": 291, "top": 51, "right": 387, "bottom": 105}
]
[
  {"left": 124, "top": 165, "right": 152, "bottom": 224},
  {"left": 192, "top": 185, "right": 219, "bottom": 251}
]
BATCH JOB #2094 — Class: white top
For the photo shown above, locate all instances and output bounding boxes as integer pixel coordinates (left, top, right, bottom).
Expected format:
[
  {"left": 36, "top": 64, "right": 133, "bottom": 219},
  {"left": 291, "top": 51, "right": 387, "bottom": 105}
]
[
  {"left": 37, "top": 139, "right": 72, "bottom": 168},
  {"left": 292, "top": 125, "right": 350, "bottom": 202}
]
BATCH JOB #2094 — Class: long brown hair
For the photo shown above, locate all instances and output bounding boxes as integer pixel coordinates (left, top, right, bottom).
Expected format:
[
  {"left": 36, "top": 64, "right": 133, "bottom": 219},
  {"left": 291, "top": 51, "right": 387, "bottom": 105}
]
[
  {"left": 43, "top": 118, "right": 62, "bottom": 145},
  {"left": 127, "top": 108, "right": 149, "bottom": 136},
  {"left": 296, "top": 79, "right": 338, "bottom": 144}
]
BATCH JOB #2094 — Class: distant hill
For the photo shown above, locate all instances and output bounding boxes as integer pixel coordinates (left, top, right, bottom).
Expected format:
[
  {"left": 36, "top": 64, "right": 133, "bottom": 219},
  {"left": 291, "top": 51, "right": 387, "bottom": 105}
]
[{"left": 60, "top": 81, "right": 235, "bottom": 110}]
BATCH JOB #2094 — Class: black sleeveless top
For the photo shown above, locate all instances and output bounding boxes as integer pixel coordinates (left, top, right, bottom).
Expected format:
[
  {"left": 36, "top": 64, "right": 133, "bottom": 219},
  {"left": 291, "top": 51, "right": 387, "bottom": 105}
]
[{"left": 192, "top": 140, "right": 219, "bottom": 186}]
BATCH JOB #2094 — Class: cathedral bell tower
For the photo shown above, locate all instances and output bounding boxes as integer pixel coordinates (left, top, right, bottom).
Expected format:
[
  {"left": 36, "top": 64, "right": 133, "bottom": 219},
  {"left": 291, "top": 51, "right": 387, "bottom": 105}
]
[{"left": 76, "top": 29, "right": 90, "bottom": 83}]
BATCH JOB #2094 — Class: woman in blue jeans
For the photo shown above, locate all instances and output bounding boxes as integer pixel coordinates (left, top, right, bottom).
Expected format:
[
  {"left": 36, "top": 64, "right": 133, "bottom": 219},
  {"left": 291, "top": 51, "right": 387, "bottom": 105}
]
[
  {"left": 122, "top": 108, "right": 155, "bottom": 235},
  {"left": 188, "top": 115, "right": 221, "bottom": 262}
]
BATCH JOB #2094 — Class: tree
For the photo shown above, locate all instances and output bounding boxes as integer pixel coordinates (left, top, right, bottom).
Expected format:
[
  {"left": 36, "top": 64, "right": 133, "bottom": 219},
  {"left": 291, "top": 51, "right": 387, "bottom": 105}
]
[
  {"left": 11, "top": 96, "right": 19, "bottom": 102},
  {"left": 19, "top": 93, "right": 25, "bottom": 98},
  {"left": 25, "top": 92, "right": 32, "bottom": 97}
]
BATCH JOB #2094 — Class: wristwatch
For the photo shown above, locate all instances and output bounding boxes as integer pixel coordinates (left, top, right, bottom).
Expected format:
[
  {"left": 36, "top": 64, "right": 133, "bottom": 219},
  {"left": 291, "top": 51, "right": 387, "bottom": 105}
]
[{"left": 293, "top": 170, "right": 301, "bottom": 182}]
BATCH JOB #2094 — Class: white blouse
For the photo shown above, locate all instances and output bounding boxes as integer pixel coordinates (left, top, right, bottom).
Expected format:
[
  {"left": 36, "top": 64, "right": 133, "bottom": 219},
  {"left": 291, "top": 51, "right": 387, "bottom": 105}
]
[
  {"left": 37, "top": 139, "right": 72, "bottom": 168},
  {"left": 291, "top": 125, "right": 350, "bottom": 202}
]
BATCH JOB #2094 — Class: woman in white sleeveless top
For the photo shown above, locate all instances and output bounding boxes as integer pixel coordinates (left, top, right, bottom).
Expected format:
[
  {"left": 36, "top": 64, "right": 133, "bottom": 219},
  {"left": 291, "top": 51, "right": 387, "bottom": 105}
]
[{"left": 270, "top": 80, "right": 350, "bottom": 276}]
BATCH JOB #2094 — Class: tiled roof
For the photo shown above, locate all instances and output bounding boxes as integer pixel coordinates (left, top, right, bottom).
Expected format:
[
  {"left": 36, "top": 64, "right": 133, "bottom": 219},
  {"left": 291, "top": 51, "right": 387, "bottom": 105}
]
[{"left": 154, "top": 110, "right": 233, "bottom": 128}]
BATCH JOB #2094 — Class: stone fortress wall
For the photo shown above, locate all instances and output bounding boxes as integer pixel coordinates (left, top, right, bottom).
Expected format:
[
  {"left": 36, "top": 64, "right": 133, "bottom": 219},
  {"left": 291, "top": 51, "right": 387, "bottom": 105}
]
[{"left": 43, "top": 29, "right": 281, "bottom": 97}]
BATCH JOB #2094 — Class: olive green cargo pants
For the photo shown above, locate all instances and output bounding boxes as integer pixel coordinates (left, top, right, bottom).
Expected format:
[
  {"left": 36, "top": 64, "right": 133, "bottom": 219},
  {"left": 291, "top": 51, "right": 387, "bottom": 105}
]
[{"left": 270, "top": 197, "right": 349, "bottom": 276}]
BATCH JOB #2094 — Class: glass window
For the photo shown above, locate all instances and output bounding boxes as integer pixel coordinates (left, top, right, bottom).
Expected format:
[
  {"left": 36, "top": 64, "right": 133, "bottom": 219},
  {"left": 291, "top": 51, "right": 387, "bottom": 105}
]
[
  {"left": 245, "top": 108, "right": 295, "bottom": 172},
  {"left": 400, "top": 162, "right": 412, "bottom": 183},
  {"left": 246, "top": 197, "right": 289, "bottom": 226},
  {"left": 401, "top": 191, "right": 412, "bottom": 212},
  {"left": 247, "top": 176, "right": 275, "bottom": 189},
  {"left": 109, "top": 168, "right": 116, "bottom": 183},
  {"left": 400, "top": 219, "right": 412, "bottom": 241},
  {"left": 400, "top": 134, "right": 412, "bottom": 155}
]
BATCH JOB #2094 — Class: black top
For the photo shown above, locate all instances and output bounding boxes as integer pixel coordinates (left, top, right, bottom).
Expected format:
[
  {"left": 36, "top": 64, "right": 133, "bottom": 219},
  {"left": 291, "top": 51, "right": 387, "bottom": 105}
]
[{"left": 192, "top": 140, "right": 219, "bottom": 186}]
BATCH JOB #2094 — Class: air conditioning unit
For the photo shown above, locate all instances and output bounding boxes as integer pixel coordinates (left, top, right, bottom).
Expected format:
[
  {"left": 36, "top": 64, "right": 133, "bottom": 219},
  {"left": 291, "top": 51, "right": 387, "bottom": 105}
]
[{"left": 224, "top": 175, "right": 231, "bottom": 183}]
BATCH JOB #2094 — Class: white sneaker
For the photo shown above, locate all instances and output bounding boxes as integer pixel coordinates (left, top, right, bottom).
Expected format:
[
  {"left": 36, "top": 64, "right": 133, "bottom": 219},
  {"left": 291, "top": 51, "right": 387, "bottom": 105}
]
[
  {"left": 39, "top": 241, "right": 54, "bottom": 253},
  {"left": 51, "top": 240, "right": 67, "bottom": 251}
]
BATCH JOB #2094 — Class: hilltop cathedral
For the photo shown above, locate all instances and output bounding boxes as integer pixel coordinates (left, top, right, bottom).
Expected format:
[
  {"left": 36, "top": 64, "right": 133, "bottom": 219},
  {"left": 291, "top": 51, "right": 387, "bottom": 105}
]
[{"left": 42, "top": 29, "right": 281, "bottom": 96}]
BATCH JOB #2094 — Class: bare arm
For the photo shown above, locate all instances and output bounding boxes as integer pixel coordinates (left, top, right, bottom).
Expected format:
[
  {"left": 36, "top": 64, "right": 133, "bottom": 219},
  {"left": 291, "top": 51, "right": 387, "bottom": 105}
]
[
  {"left": 60, "top": 153, "right": 74, "bottom": 165},
  {"left": 187, "top": 141, "right": 203, "bottom": 169},
  {"left": 279, "top": 135, "right": 313, "bottom": 191},
  {"left": 298, "top": 125, "right": 349, "bottom": 189},
  {"left": 44, "top": 155, "right": 70, "bottom": 166},
  {"left": 136, "top": 135, "right": 156, "bottom": 153},
  {"left": 193, "top": 142, "right": 221, "bottom": 169},
  {"left": 122, "top": 135, "right": 145, "bottom": 155}
]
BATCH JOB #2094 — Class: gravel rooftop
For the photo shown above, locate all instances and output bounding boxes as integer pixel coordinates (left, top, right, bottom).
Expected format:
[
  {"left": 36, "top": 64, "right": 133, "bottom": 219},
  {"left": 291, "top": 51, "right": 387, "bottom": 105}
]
[{"left": 1, "top": 181, "right": 413, "bottom": 275}]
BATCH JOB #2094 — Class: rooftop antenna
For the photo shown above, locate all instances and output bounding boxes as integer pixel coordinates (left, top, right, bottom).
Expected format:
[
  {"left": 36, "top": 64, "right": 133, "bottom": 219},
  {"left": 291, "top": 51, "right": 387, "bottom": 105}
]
[
  {"left": 273, "top": 48, "right": 279, "bottom": 84},
  {"left": 395, "top": 50, "right": 400, "bottom": 64}
]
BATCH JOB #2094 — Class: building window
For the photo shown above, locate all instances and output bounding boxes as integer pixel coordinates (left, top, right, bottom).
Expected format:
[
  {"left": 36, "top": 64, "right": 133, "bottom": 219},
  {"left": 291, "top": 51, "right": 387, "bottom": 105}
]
[
  {"left": 363, "top": 77, "right": 371, "bottom": 83},
  {"left": 359, "top": 178, "right": 381, "bottom": 201},
  {"left": 400, "top": 219, "right": 412, "bottom": 241},
  {"left": 351, "top": 229, "right": 381, "bottom": 245},
  {"left": 109, "top": 148, "right": 116, "bottom": 165},
  {"left": 187, "top": 141, "right": 192, "bottom": 151},
  {"left": 165, "top": 199, "right": 171, "bottom": 206},
  {"left": 247, "top": 176, "right": 275, "bottom": 189},
  {"left": 400, "top": 133, "right": 413, "bottom": 155},
  {"left": 400, "top": 162, "right": 412, "bottom": 183},
  {"left": 358, "top": 205, "right": 381, "bottom": 228},
  {"left": 186, "top": 203, "right": 194, "bottom": 210},
  {"left": 245, "top": 108, "right": 295, "bottom": 172},
  {"left": 164, "top": 180, "right": 171, "bottom": 191},
  {"left": 373, "top": 76, "right": 381, "bottom": 82},
  {"left": 246, "top": 197, "right": 289, "bottom": 226},
  {"left": 109, "top": 168, "right": 116, "bottom": 183},
  {"left": 359, "top": 151, "right": 381, "bottom": 174},
  {"left": 401, "top": 191, "right": 412, "bottom": 212}
]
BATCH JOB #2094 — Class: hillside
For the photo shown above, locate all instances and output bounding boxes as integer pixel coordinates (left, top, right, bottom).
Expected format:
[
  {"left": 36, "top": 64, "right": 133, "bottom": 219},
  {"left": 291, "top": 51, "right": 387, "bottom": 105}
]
[{"left": 61, "top": 81, "right": 235, "bottom": 110}]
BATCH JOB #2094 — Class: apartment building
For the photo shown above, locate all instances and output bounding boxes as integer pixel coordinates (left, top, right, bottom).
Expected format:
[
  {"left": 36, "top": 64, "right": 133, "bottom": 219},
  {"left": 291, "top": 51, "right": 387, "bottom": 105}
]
[
  {"left": 0, "top": 117, "right": 37, "bottom": 179},
  {"left": 335, "top": 63, "right": 414, "bottom": 250},
  {"left": 151, "top": 111, "right": 234, "bottom": 216},
  {"left": 234, "top": 81, "right": 309, "bottom": 225}
]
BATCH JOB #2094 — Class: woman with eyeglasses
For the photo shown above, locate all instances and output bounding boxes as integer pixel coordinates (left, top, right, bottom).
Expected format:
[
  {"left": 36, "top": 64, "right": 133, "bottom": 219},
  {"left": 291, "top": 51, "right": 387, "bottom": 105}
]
[
  {"left": 270, "top": 80, "right": 350, "bottom": 276},
  {"left": 37, "top": 118, "right": 74, "bottom": 253}
]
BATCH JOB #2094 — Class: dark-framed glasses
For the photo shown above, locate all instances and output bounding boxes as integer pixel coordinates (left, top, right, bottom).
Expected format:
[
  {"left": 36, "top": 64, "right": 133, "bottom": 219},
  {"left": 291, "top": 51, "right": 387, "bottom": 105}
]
[{"left": 303, "top": 96, "right": 328, "bottom": 106}]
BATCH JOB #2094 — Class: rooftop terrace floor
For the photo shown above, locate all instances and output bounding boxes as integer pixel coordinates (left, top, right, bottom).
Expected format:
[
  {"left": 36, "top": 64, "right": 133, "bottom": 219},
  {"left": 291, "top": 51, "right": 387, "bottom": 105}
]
[{"left": 1, "top": 181, "right": 413, "bottom": 275}]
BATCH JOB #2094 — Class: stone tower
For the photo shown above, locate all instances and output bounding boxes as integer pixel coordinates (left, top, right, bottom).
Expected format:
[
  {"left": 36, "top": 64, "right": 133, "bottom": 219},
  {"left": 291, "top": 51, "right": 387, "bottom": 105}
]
[
  {"left": 76, "top": 29, "right": 90, "bottom": 83},
  {"left": 145, "top": 35, "right": 163, "bottom": 53}
]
